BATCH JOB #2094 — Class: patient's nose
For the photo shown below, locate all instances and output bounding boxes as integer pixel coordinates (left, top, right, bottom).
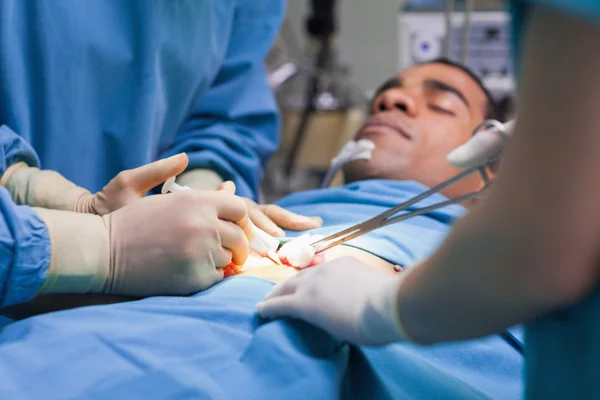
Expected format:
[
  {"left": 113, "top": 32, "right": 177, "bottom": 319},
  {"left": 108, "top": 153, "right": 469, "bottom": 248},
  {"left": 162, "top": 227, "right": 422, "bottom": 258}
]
[{"left": 373, "top": 88, "right": 418, "bottom": 118}]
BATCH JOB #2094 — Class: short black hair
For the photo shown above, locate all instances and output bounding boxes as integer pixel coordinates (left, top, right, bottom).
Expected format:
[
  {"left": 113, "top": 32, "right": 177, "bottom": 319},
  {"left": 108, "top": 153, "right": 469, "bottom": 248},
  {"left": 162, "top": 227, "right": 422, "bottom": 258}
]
[{"left": 423, "top": 57, "right": 499, "bottom": 121}]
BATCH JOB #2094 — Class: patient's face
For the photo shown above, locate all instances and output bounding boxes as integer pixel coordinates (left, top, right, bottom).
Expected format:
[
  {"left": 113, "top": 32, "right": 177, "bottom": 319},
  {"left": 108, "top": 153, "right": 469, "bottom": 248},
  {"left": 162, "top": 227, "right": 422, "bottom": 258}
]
[{"left": 343, "top": 62, "right": 489, "bottom": 199}]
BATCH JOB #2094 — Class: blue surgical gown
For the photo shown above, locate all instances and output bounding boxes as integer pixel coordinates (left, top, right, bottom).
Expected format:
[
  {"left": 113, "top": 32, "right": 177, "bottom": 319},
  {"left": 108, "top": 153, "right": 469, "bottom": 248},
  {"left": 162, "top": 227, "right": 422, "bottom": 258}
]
[
  {"left": 0, "top": 126, "right": 50, "bottom": 308},
  {"left": 0, "top": 0, "right": 284, "bottom": 200},
  {"left": 511, "top": 1, "right": 600, "bottom": 398}
]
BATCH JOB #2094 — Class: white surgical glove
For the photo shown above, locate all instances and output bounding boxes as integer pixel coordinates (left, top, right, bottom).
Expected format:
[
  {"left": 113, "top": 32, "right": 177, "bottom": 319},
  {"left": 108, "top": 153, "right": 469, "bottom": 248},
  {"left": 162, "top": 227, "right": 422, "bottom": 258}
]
[
  {"left": 239, "top": 197, "right": 323, "bottom": 237},
  {"left": 2, "top": 153, "right": 190, "bottom": 215},
  {"left": 447, "top": 119, "right": 515, "bottom": 169},
  {"left": 256, "top": 256, "right": 412, "bottom": 346},
  {"left": 36, "top": 189, "right": 252, "bottom": 297}
]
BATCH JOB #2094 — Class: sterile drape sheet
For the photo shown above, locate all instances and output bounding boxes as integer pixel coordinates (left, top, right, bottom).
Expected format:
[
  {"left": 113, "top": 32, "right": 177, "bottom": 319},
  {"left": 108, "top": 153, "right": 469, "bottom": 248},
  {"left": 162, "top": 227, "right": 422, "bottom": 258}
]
[{"left": 0, "top": 180, "right": 523, "bottom": 399}]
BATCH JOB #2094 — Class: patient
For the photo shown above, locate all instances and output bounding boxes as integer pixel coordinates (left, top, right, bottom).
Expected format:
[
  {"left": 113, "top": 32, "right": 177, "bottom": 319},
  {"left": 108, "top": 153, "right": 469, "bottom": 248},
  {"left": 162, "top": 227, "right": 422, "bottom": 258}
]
[
  {"left": 0, "top": 59, "right": 522, "bottom": 400},
  {"left": 221, "top": 56, "right": 494, "bottom": 273},
  {"left": 224, "top": 56, "right": 499, "bottom": 282}
]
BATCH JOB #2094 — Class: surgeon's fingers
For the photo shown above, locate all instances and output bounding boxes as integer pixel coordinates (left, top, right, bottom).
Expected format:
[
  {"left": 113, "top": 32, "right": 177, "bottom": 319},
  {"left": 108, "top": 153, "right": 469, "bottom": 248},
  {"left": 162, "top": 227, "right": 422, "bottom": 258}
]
[
  {"left": 256, "top": 296, "right": 299, "bottom": 319},
  {"left": 212, "top": 247, "right": 233, "bottom": 269},
  {"left": 197, "top": 265, "right": 226, "bottom": 291},
  {"left": 264, "top": 272, "right": 308, "bottom": 299},
  {"left": 213, "top": 193, "right": 253, "bottom": 239},
  {"left": 118, "top": 153, "right": 189, "bottom": 193},
  {"left": 259, "top": 204, "right": 323, "bottom": 232},
  {"left": 218, "top": 181, "right": 236, "bottom": 195},
  {"left": 217, "top": 220, "right": 249, "bottom": 265},
  {"left": 213, "top": 248, "right": 233, "bottom": 268},
  {"left": 248, "top": 203, "right": 286, "bottom": 237}
]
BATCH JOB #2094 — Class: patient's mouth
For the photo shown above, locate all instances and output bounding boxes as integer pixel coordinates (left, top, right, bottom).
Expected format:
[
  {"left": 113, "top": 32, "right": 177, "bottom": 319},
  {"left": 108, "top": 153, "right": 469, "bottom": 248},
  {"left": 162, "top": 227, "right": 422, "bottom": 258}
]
[{"left": 359, "top": 118, "right": 411, "bottom": 140}]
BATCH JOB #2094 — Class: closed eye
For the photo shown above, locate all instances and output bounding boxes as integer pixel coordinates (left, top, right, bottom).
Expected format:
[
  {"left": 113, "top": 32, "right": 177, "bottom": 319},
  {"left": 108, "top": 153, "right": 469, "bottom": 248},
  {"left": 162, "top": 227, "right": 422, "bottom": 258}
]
[{"left": 429, "top": 104, "right": 456, "bottom": 117}]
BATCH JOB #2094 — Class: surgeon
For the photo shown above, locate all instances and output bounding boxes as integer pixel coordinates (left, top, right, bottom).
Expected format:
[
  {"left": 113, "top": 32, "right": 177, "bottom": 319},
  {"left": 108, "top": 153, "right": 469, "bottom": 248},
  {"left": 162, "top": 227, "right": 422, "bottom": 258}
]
[
  {"left": 0, "top": 0, "right": 322, "bottom": 236},
  {"left": 0, "top": 125, "right": 254, "bottom": 308},
  {"left": 258, "top": 2, "right": 600, "bottom": 398}
]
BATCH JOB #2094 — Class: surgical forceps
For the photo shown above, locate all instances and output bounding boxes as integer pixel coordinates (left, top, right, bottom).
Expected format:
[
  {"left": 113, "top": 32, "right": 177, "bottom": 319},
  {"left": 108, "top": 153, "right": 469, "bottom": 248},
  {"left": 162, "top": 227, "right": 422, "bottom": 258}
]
[{"left": 310, "top": 119, "right": 506, "bottom": 254}]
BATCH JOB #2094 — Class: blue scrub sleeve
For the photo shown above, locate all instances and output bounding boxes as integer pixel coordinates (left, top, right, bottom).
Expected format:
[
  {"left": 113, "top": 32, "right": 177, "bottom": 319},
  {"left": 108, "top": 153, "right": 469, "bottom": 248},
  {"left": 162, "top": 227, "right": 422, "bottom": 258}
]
[
  {"left": 0, "top": 125, "right": 48, "bottom": 306},
  {"left": 160, "top": 0, "right": 285, "bottom": 201},
  {"left": 0, "top": 125, "right": 41, "bottom": 175},
  {"left": 0, "top": 188, "right": 50, "bottom": 307}
]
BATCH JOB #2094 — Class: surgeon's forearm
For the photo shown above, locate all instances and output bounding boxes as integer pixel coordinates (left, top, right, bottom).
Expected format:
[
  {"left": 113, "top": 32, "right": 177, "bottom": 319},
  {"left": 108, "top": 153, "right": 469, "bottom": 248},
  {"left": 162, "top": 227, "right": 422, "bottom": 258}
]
[
  {"left": 176, "top": 168, "right": 223, "bottom": 191},
  {"left": 397, "top": 6, "right": 600, "bottom": 345}
]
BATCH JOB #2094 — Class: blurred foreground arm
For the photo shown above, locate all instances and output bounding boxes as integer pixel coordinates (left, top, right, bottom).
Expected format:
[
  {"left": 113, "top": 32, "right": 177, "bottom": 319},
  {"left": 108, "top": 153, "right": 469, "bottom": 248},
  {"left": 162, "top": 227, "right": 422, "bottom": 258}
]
[{"left": 398, "top": 5, "right": 600, "bottom": 344}]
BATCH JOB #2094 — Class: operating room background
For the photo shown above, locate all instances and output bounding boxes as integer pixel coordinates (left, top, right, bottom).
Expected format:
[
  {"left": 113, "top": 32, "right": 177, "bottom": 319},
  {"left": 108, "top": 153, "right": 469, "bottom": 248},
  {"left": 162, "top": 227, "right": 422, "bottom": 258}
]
[
  {"left": 285, "top": 0, "right": 400, "bottom": 96},
  {"left": 262, "top": 0, "right": 510, "bottom": 202}
]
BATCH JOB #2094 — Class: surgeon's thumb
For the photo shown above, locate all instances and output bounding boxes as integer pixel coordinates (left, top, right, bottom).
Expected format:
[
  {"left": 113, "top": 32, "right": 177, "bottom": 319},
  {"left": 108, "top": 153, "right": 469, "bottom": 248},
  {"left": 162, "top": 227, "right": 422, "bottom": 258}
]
[
  {"left": 126, "top": 153, "right": 189, "bottom": 193},
  {"left": 256, "top": 296, "right": 298, "bottom": 319}
]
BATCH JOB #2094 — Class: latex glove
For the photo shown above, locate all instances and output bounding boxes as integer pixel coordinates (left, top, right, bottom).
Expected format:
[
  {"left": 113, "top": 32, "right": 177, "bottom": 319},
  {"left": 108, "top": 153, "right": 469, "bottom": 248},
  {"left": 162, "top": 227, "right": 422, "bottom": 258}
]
[
  {"left": 81, "top": 153, "right": 190, "bottom": 215},
  {"left": 246, "top": 201, "right": 323, "bottom": 237},
  {"left": 256, "top": 256, "right": 412, "bottom": 346},
  {"left": 447, "top": 119, "right": 515, "bottom": 169},
  {"left": 2, "top": 153, "right": 189, "bottom": 215},
  {"left": 182, "top": 172, "right": 323, "bottom": 236},
  {"left": 35, "top": 188, "right": 251, "bottom": 297},
  {"left": 224, "top": 192, "right": 322, "bottom": 237}
]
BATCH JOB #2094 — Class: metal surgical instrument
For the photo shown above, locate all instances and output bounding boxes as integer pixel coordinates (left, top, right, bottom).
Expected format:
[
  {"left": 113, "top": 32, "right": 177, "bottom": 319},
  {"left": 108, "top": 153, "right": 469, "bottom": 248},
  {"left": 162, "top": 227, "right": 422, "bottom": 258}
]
[{"left": 310, "top": 119, "right": 508, "bottom": 254}]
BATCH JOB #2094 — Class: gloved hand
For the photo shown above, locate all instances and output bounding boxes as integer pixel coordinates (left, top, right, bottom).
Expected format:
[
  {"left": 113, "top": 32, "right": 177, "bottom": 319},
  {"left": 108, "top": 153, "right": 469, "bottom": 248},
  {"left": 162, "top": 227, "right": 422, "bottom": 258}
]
[
  {"left": 256, "top": 256, "right": 412, "bottom": 346},
  {"left": 244, "top": 200, "right": 323, "bottom": 237},
  {"left": 178, "top": 171, "right": 323, "bottom": 236},
  {"left": 82, "top": 153, "right": 190, "bottom": 215},
  {"left": 2, "top": 153, "right": 189, "bottom": 215},
  {"left": 35, "top": 188, "right": 251, "bottom": 297},
  {"left": 446, "top": 119, "right": 515, "bottom": 170},
  {"left": 217, "top": 183, "right": 322, "bottom": 237}
]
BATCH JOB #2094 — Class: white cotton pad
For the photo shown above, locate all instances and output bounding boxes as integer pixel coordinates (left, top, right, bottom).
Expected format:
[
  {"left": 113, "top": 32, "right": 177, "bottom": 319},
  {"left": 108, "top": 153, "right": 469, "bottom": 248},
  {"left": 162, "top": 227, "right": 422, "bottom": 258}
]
[{"left": 278, "top": 234, "right": 322, "bottom": 268}]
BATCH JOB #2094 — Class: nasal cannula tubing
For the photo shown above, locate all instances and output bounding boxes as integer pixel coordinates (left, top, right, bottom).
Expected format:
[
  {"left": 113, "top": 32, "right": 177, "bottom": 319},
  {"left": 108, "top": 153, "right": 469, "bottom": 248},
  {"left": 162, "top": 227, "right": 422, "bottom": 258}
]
[{"left": 162, "top": 176, "right": 282, "bottom": 262}]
